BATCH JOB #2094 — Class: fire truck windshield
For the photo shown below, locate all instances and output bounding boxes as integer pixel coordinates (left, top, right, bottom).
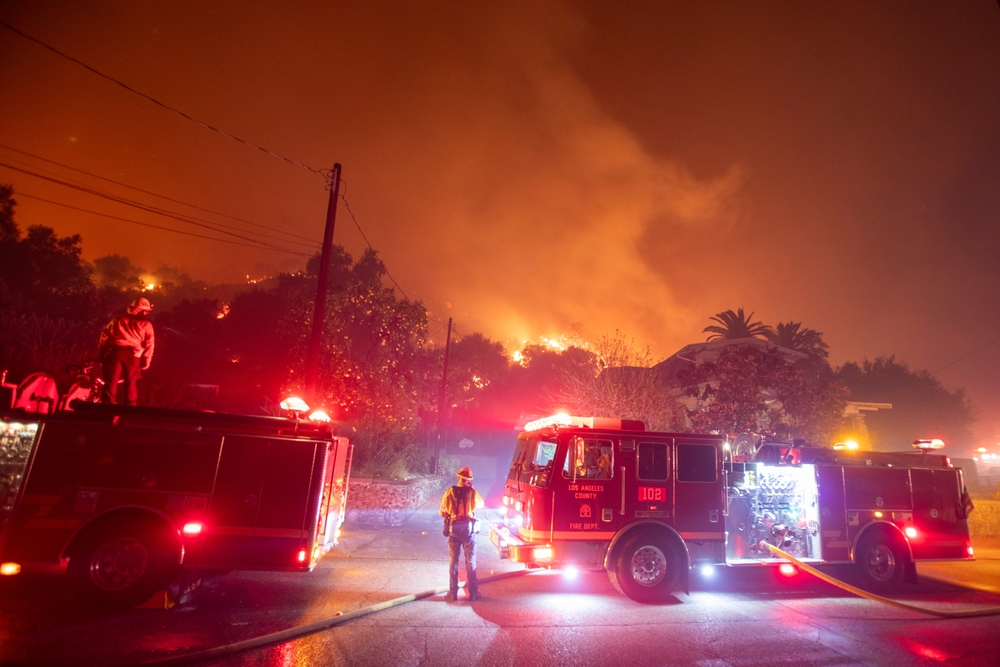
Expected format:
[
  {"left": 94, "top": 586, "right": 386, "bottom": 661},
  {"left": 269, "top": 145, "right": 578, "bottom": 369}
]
[{"left": 514, "top": 434, "right": 558, "bottom": 487}]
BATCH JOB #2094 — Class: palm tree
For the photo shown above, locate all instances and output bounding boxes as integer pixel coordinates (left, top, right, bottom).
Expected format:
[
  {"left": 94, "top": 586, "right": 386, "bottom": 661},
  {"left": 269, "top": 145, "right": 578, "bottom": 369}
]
[
  {"left": 703, "top": 308, "right": 773, "bottom": 341},
  {"left": 764, "top": 321, "right": 830, "bottom": 359}
]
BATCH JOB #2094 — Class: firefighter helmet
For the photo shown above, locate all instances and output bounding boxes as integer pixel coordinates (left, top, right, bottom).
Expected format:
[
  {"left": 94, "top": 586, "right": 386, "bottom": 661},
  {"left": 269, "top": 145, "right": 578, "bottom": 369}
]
[
  {"left": 128, "top": 297, "right": 153, "bottom": 314},
  {"left": 456, "top": 466, "right": 473, "bottom": 480}
]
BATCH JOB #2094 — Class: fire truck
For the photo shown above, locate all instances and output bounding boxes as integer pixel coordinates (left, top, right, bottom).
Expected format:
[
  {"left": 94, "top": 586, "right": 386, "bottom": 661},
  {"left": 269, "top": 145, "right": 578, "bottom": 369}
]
[
  {"left": 490, "top": 415, "right": 974, "bottom": 603},
  {"left": 0, "top": 401, "right": 352, "bottom": 608}
]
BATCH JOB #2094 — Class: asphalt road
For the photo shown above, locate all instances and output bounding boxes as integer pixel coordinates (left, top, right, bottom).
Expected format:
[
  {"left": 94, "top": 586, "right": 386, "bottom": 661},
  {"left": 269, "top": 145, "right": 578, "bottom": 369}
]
[{"left": 2, "top": 505, "right": 999, "bottom": 667}]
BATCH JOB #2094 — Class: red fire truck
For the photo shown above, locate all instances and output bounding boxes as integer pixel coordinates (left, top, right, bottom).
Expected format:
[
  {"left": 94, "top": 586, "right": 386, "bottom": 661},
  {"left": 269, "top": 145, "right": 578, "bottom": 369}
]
[
  {"left": 490, "top": 415, "right": 974, "bottom": 603},
  {"left": 0, "top": 401, "right": 352, "bottom": 608}
]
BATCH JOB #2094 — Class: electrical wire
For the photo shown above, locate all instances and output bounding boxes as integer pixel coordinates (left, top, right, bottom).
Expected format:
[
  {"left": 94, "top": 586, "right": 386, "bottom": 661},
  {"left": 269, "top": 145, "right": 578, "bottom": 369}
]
[
  {"left": 933, "top": 334, "right": 1000, "bottom": 374},
  {"left": 0, "top": 20, "right": 328, "bottom": 180},
  {"left": 0, "top": 142, "right": 318, "bottom": 244},
  {"left": 0, "top": 161, "right": 312, "bottom": 254},
  {"left": 339, "top": 190, "right": 410, "bottom": 300},
  {"left": 17, "top": 191, "right": 311, "bottom": 257},
  {"left": 0, "top": 21, "right": 460, "bottom": 331}
]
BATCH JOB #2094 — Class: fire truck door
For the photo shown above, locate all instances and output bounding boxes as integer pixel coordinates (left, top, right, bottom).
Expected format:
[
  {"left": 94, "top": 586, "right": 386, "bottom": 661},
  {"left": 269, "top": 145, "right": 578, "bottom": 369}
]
[
  {"left": 673, "top": 441, "right": 724, "bottom": 541},
  {"left": 551, "top": 435, "right": 617, "bottom": 541},
  {"left": 199, "top": 435, "right": 270, "bottom": 566},
  {"left": 910, "top": 468, "right": 967, "bottom": 559},
  {"left": 628, "top": 439, "right": 671, "bottom": 522},
  {"left": 253, "top": 439, "right": 323, "bottom": 566},
  {"left": 817, "top": 466, "right": 849, "bottom": 561}
]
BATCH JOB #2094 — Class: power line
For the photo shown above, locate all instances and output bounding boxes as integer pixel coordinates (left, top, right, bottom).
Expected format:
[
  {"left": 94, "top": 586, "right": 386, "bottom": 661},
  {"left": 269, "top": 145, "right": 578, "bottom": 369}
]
[
  {"left": 0, "top": 20, "right": 329, "bottom": 181},
  {"left": 0, "top": 161, "right": 312, "bottom": 254},
  {"left": 0, "top": 142, "right": 319, "bottom": 244},
  {"left": 18, "top": 191, "right": 310, "bottom": 256},
  {"left": 339, "top": 190, "right": 410, "bottom": 300},
  {"left": 933, "top": 334, "right": 1000, "bottom": 374}
]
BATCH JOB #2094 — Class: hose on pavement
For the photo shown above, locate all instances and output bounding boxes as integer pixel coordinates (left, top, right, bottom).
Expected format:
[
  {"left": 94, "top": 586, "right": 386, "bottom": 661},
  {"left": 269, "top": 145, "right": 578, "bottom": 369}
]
[
  {"left": 137, "top": 568, "right": 528, "bottom": 667},
  {"left": 765, "top": 543, "right": 1000, "bottom": 619}
]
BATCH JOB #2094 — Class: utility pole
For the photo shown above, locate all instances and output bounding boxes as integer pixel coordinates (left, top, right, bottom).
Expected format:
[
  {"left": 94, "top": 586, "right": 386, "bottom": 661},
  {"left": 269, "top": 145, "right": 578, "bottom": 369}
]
[
  {"left": 304, "top": 163, "right": 342, "bottom": 404},
  {"left": 432, "top": 317, "right": 453, "bottom": 474}
]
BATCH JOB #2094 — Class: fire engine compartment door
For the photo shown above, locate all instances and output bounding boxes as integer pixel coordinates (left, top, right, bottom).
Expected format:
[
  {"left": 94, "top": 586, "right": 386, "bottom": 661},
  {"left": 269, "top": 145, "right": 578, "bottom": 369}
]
[
  {"left": 201, "top": 435, "right": 327, "bottom": 568},
  {"left": 817, "top": 465, "right": 850, "bottom": 561},
  {"left": 673, "top": 440, "right": 725, "bottom": 542},
  {"left": 909, "top": 468, "right": 968, "bottom": 559},
  {"left": 551, "top": 434, "right": 617, "bottom": 543},
  {"left": 200, "top": 435, "right": 270, "bottom": 566},
  {"left": 1, "top": 421, "right": 65, "bottom": 562}
]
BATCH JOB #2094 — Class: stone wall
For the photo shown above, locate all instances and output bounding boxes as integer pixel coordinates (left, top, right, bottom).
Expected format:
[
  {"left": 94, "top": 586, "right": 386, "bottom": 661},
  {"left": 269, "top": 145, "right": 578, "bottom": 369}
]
[
  {"left": 346, "top": 475, "right": 449, "bottom": 526},
  {"left": 970, "top": 500, "right": 1000, "bottom": 538}
]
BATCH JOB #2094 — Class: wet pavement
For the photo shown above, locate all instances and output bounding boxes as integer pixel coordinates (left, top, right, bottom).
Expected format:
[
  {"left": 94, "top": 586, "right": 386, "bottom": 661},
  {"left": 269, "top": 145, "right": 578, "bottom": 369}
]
[{"left": 1, "top": 502, "right": 999, "bottom": 666}]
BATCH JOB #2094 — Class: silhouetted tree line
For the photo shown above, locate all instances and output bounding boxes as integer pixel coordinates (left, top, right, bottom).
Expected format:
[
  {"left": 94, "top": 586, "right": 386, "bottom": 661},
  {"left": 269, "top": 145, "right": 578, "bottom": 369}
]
[
  {"left": 682, "top": 308, "right": 974, "bottom": 449},
  {"left": 0, "top": 186, "right": 975, "bottom": 471}
]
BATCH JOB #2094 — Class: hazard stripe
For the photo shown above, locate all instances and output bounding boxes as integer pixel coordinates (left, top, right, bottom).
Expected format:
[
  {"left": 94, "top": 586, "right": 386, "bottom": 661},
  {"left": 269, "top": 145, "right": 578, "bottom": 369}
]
[
  {"left": 208, "top": 526, "right": 305, "bottom": 539},
  {"left": 679, "top": 532, "right": 724, "bottom": 540}
]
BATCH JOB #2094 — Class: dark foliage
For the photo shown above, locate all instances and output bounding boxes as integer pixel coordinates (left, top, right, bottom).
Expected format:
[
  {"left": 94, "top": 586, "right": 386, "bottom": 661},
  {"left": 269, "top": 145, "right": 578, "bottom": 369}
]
[{"left": 835, "top": 356, "right": 974, "bottom": 449}]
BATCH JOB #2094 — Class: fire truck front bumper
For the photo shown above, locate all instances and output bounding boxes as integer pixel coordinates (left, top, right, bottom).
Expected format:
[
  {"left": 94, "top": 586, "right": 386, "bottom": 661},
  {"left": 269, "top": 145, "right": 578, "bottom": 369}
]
[{"left": 490, "top": 522, "right": 553, "bottom": 564}]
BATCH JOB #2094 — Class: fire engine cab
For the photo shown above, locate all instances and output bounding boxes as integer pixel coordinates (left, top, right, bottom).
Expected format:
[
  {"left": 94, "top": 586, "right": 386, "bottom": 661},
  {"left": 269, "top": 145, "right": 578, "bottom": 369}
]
[
  {"left": 0, "top": 401, "right": 352, "bottom": 608},
  {"left": 490, "top": 415, "right": 973, "bottom": 603}
]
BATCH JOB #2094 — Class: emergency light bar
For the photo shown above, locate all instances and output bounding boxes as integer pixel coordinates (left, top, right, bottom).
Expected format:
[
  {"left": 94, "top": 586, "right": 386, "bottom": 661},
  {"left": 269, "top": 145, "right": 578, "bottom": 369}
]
[
  {"left": 912, "top": 438, "right": 945, "bottom": 451},
  {"left": 523, "top": 414, "right": 646, "bottom": 432},
  {"left": 523, "top": 414, "right": 573, "bottom": 431}
]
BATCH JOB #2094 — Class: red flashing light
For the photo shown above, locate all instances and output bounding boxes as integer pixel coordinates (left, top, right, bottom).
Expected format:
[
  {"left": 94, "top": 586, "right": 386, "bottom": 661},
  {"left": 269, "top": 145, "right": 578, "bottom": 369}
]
[
  {"left": 280, "top": 396, "right": 310, "bottom": 412},
  {"left": 968, "top": 546, "right": 974, "bottom": 557},
  {"left": 308, "top": 410, "right": 332, "bottom": 423},
  {"left": 297, "top": 549, "right": 307, "bottom": 563},
  {"left": 182, "top": 522, "right": 203, "bottom": 536},
  {"left": 904, "top": 526, "right": 918, "bottom": 539},
  {"left": 779, "top": 563, "right": 797, "bottom": 577}
]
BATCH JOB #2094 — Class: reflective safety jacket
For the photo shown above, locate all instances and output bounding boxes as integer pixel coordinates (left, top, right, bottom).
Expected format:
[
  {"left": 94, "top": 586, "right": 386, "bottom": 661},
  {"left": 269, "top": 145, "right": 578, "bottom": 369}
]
[
  {"left": 439, "top": 484, "right": 483, "bottom": 521},
  {"left": 100, "top": 314, "right": 155, "bottom": 363}
]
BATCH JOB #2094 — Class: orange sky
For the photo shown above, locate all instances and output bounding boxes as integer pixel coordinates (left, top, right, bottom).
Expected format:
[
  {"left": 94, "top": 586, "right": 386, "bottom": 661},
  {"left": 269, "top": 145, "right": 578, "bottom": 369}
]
[{"left": 2, "top": 1, "right": 1000, "bottom": 447}]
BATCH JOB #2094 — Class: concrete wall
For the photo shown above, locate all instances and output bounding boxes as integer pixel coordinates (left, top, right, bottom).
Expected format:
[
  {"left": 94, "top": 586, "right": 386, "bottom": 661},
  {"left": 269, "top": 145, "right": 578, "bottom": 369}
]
[{"left": 346, "top": 475, "right": 449, "bottom": 526}]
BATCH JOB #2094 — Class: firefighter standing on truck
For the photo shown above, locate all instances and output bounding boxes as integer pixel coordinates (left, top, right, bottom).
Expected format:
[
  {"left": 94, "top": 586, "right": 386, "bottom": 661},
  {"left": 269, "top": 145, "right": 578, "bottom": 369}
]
[
  {"left": 99, "top": 297, "right": 154, "bottom": 405},
  {"left": 440, "top": 466, "right": 483, "bottom": 601}
]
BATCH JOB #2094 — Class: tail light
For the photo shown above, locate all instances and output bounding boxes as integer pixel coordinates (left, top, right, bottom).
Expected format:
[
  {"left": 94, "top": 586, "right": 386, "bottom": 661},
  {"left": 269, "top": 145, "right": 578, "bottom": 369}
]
[
  {"left": 297, "top": 549, "right": 307, "bottom": 563},
  {"left": 182, "top": 522, "right": 204, "bottom": 535}
]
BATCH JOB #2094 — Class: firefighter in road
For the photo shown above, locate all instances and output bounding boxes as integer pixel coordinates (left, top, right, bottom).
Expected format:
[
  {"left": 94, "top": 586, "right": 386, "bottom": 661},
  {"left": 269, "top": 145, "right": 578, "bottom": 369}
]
[
  {"left": 99, "top": 297, "right": 155, "bottom": 405},
  {"left": 440, "top": 466, "right": 484, "bottom": 601}
]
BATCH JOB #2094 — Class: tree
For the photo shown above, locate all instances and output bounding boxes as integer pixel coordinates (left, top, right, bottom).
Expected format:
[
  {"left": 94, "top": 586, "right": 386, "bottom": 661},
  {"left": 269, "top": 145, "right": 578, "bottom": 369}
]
[
  {"left": 93, "top": 255, "right": 145, "bottom": 292},
  {"left": 703, "top": 308, "right": 773, "bottom": 341},
  {"left": 0, "top": 184, "right": 17, "bottom": 243},
  {"left": 764, "top": 321, "right": 830, "bottom": 360},
  {"left": 680, "top": 345, "right": 848, "bottom": 442},
  {"left": 835, "top": 356, "right": 974, "bottom": 450},
  {"left": 555, "top": 331, "right": 684, "bottom": 431}
]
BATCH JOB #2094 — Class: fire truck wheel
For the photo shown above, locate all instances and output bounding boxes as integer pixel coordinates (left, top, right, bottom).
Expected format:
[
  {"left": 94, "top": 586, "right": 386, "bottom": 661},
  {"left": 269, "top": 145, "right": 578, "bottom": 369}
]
[
  {"left": 67, "top": 519, "right": 180, "bottom": 609},
  {"left": 610, "top": 531, "right": 681, "bottom": 603},
  {"left": 854, "top": 532, "right": 906, "bottom": 592}
]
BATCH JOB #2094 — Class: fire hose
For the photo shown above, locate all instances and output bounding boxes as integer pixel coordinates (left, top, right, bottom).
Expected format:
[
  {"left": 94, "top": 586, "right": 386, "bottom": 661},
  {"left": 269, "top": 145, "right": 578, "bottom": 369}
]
[
  {"left": 136, "top": 568, "right": 528, "bottom": 667},
  {"left": 133, "top": 547, "right": 1000, "bottom": 665},
  {"left": 765, "top": 543, "right": 1000, "bottom": 618}
]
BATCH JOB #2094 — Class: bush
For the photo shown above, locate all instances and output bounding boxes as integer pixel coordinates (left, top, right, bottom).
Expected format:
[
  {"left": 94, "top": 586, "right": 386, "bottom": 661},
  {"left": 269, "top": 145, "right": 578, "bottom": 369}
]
[{"left": 346, "top": 420, "right": 428, "bottom": 480}]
